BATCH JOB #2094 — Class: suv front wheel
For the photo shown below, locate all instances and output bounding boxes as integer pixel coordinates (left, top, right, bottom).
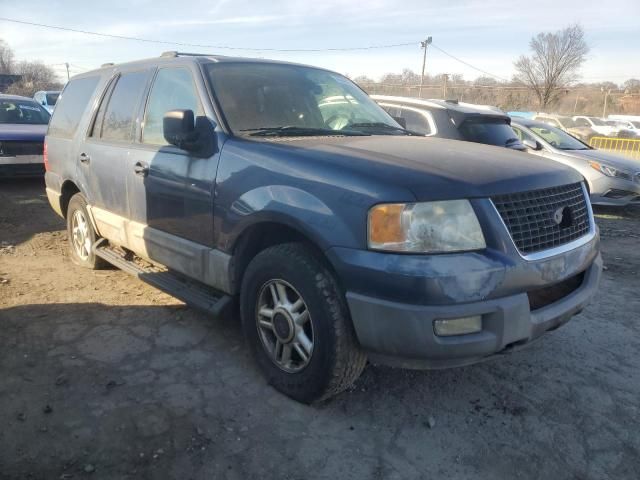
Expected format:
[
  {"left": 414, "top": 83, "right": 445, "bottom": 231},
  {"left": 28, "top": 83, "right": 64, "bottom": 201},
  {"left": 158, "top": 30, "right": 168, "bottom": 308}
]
[{"left": 240, "top": 243, "right": 367, "bottom": 403}]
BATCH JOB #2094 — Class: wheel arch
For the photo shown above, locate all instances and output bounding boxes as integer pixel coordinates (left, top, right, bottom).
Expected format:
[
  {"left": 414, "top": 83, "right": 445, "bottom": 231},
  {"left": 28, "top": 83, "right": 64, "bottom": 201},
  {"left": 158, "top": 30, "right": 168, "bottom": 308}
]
[
  {"left": 60, "top": 180, "right": 81, "bottom": 219},
  {"left": 229, "top": 218, "right": 343, "bottom": 295}
]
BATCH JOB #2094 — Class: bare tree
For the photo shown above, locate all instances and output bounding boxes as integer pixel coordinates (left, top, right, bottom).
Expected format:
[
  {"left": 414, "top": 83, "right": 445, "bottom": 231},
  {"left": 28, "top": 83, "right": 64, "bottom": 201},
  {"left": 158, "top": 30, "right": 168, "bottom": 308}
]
[
  {"left": 0, "top": 39, "right": 15, "bottom": 74},
  {"left": 6, "top": 60, "right": 62, "bottom": 97},
  {"left": 514, "top": 24, "right": 589, "bottom": 109}
]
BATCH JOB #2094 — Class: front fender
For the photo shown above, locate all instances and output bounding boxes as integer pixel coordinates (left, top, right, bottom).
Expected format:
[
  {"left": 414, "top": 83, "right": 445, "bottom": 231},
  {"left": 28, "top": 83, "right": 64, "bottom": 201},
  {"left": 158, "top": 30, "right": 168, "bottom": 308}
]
[{"left": 219, "top": 185, "right": 359, "bottom": 251}]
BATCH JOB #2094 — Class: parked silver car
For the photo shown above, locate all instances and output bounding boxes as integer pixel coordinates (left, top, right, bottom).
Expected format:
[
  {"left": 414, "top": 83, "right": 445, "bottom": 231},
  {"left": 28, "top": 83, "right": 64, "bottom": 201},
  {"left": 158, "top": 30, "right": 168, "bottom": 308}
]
[{"left": 511, "top": 118, "right": 640, "bottom": 206}]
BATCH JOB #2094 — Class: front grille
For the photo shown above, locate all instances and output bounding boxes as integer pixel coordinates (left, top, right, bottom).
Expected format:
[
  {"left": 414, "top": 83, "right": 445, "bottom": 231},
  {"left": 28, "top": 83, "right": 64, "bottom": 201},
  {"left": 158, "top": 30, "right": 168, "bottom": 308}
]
[
  {"left": 527, "top": 272, "right": 585, "bottom": 311},
  {"left": 492, "top": 182, "right": 590, "bottom": 255},
  {"left": 0, "top": 140, "right": 43, "bottom": 157}
]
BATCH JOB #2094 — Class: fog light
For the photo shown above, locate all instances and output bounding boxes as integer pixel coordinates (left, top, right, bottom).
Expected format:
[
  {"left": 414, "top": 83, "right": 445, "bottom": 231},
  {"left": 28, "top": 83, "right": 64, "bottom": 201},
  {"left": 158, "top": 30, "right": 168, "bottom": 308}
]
[{"left": 434, "top": 316, "right": 482, "bottom": 336}]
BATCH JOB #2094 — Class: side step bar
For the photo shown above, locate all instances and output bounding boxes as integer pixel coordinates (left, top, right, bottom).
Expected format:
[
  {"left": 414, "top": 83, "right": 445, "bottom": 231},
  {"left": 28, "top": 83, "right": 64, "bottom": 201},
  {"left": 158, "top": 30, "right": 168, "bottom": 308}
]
[{"left": 94, "top": 242, "right": 232, "bottom": 317}]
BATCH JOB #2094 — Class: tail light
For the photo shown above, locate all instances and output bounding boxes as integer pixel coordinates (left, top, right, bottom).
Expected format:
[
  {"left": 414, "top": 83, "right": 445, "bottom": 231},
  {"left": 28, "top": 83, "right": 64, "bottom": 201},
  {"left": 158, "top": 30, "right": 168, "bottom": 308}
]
[{"left": 43, "top": 140, "right": 49, "bottom": 172}]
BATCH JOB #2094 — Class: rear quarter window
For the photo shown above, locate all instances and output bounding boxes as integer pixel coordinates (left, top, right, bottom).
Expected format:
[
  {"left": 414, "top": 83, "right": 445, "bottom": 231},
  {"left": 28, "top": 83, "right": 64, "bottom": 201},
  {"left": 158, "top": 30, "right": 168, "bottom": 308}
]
[{"left": 48, "top": 76, "right": 100, "bottom": 139}]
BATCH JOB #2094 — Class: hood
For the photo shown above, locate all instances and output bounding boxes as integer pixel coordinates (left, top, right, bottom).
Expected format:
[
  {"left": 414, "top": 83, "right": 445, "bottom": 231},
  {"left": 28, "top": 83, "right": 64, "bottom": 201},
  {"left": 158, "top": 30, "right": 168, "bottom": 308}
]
[
  {"left": 0, "top": 124, "right": 48, "bottom": 142},
  {"left": 257, "top": 135, "right": 582, "bottom": 201},
  {"left": 562, "top": 148, "right": 640, "bottom": 173}
]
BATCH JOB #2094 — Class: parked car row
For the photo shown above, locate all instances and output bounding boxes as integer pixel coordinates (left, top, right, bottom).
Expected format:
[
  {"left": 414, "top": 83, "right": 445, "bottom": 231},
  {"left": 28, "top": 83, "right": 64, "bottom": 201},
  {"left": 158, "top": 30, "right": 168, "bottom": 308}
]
[{"left": 373, "top": 95, "right": 640, "bottom": 207}]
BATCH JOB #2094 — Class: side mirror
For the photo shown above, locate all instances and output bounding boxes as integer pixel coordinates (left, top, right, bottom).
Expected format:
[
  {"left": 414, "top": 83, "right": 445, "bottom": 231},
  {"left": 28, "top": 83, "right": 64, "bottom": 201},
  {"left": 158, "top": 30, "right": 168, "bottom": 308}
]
[
  {"left": 42, "top": 100, "right": 46, "bottom": 106},
  {"left": 163, "top": 109, "right": 217, "bottom": 157},
  {"left": 163, "top": 109, "right": 197, "bottom": 150},
  {"left": 392, "top": 116, "right": 407, "bottom": 128},
  {"left": 523, "top": 139, "right": 542, "bottom": 151}
]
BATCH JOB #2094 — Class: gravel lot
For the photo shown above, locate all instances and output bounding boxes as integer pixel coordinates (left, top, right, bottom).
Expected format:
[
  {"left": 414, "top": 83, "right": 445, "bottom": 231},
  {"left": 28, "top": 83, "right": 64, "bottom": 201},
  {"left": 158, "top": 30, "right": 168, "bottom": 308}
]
[{"left": 1, "top": 178, "right": 639, "bottom": 480}]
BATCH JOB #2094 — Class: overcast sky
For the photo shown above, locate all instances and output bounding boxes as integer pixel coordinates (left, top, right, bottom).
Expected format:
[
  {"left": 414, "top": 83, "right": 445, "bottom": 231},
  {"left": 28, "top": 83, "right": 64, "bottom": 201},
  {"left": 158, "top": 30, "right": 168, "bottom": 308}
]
[{"left": 1, "top": 0, "right": 638, "bottom": 83}]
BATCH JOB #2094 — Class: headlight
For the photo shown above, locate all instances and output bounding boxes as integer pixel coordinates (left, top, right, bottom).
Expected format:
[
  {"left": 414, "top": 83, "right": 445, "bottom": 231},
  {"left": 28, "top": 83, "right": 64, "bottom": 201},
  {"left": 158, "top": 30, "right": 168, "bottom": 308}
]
[
  {"left": 589, "top": 161, "right": 630, "bottom": 180},
  {"left": 368, "top": 200, "right": 486, "bottom": 253}
]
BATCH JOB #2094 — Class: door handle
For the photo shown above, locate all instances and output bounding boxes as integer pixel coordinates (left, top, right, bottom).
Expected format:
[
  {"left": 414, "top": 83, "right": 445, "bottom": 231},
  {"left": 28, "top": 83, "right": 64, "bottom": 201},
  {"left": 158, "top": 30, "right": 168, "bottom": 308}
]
[
  {"left": 133, "top": 162, "right": 149, "bottom": 177},
  {"left": 79, "top": 153, "right": 91, "bottom": 165}
]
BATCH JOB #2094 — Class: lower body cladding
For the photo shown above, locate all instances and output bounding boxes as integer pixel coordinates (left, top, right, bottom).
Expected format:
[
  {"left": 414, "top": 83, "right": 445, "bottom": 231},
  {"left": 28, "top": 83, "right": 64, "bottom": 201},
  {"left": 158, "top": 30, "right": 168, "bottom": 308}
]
[
  {"left": 327, "top": 235, "right": 602, "bottom": 369},
  {"left": 589, "top": 175, "right": 640, "bottom": 206},
  {"left": 0, "top": 155, "right": 45, "bottom": 177}
]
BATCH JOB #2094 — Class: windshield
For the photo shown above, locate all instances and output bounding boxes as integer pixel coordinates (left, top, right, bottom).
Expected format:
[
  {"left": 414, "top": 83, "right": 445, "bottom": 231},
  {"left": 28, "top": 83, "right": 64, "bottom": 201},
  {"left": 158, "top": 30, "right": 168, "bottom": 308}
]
[
  {"left": 205, "top": 63, "right": 403, "bottom": 136},
  {"left": 588, "top": 117, "right": 607, "bottom": 126},
  {"left": 458, "top": 119, "right": 524, "bottom": 149},
  {"left": 557, "top": 117, "right": 577, "bottom": 127},
  {"left": 632, "top": 121, "right": 640, "bottom": 128},
  {"left": 530, "top": 124, "right": 590, "bottom": 150},
  {"left": 46, "top": 92, "right": 60, "bottom": 106},
  {"left": 0, "top": 99, "right": 50, "bottom": 125}
]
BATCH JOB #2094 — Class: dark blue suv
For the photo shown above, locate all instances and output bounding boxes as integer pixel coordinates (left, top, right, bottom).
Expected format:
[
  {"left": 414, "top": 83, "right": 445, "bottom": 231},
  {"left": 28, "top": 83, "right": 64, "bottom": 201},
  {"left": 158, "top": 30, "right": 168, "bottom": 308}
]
[{"left": 44, "top": 52, "right": 602, "bottom": 403}]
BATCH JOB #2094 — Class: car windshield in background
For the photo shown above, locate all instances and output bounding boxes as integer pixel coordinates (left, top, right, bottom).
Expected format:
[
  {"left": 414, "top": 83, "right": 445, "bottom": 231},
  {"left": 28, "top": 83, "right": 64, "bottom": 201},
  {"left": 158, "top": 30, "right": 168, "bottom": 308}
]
[
  {"left": 46, "top": 93, "right": 60, "bottom": 105},
  {"left": 558, "top": 117, "right": 577, "bottom": 127},
  {"left": 588, "top": 117, "right": 606, "bottom": 126},
  {"left": 632, "top": 121, "right": 640, "bottom": 128},
  {"left": 0, "top": 99, "right": 50, "bottom": 124},
  {"left": 530, "top": 124, "right": 590, "bottom": 150},
  {"left": 458, "top": 119, "right": 523, "bottom": 149},
  {"left": 205, "top": 63, "right": 403, "bottom": 136}
]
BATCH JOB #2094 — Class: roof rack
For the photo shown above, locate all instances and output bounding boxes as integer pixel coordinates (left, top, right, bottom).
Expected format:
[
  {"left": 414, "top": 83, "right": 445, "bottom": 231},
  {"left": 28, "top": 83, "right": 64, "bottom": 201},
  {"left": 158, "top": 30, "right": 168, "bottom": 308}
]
[{"left": 161, "top": 51, "right": 219, "bottom": 58}]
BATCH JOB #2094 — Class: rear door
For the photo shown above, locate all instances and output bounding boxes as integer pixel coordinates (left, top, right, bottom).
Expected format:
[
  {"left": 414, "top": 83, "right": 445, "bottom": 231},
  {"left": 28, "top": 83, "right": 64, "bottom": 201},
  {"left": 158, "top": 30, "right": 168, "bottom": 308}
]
[{"left": 77, "top": 68, "right": 153, "bottom": 243}]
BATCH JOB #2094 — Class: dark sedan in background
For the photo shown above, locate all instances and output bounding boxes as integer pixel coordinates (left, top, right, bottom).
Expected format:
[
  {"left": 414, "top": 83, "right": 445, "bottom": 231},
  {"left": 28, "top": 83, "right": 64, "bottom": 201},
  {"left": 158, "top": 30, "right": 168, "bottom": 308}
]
[{"left": 0, "top": 94, "right": 50, "bottom": 177}]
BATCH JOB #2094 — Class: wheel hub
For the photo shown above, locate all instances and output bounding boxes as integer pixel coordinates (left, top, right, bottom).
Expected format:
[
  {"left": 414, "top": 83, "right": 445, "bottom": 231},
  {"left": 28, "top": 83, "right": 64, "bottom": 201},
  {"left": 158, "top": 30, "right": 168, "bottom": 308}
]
[{"left": 272, "top": 310, "right": 294, "bottom": 343}]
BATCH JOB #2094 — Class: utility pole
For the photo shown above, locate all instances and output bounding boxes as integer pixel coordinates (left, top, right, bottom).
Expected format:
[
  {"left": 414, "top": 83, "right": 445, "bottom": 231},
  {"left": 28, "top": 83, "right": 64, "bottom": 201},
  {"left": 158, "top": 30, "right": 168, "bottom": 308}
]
[
  {"left": 418, "top": 36, "right": 432, "bottom": 98},
  {"left": 602, "top": 88, "right": 611, "bottom": 118},
  {"left": 573, "top": 91, "right": 580, "bottom": 114},
  {"left": 65, "top": 62, "right": 70, "bottom": 81},
  {"left": 442, "top": 74, "right": 449, "bottom": 99}
]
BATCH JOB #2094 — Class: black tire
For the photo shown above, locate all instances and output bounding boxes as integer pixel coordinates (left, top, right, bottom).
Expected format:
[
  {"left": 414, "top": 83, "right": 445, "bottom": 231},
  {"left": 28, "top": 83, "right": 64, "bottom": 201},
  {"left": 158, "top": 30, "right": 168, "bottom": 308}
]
[
  {"left": 66, "top": 193, "right": 107, "bottom": 269},
  {"left": 240, "top": 242, "right": 367, "bottom": 403}
]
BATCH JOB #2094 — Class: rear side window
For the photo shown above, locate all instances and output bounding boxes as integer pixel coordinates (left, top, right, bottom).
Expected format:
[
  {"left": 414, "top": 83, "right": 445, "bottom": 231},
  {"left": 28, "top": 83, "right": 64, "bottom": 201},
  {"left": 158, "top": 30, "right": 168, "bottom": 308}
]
[
  {"left": 48, "top": 76, "right": 100, "bottom": 138},
  {"left": 399, "top": 107, "right": 432, "bottom": 135},
  {"left": 99, "top": 70, "right": 150, "bottom": 143},
  {"left": 143, "top": 67, "right": 202, "bottom": 145},
  {"left": 458, "top": 120, "right": 521, "bottom": 148}
]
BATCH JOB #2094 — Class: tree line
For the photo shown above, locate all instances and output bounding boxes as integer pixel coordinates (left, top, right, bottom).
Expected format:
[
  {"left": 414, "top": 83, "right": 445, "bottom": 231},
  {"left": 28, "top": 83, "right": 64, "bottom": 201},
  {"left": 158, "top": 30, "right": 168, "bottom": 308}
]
[{"left": 0, "top": 39, "right": 62, "bottom": 96}]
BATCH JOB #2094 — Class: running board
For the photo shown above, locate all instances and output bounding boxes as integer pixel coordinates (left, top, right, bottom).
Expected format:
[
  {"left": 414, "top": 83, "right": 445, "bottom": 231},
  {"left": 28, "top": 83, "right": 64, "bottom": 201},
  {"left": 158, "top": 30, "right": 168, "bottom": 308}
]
[{"left": 94, "top": 242, "right": 232, "bottom": 317}]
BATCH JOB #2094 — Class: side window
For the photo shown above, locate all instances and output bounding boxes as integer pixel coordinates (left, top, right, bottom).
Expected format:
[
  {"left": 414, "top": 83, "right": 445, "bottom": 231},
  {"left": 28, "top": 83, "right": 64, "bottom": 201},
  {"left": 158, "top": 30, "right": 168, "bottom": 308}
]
[
  {"left": 143, "top": 68, "right": 202, "bottom": 146},
  {"left": 48, "top": 76, "right": 100, "bottom": 139},
  {"left": 541, "top": 118, "right": 559, "bottom": 128},
  {"left": 400, "top": 108, "right": 431, "bottom": 135},
  {"left": 512, "top": 126, "right": 533, "bottom": 142},
  {"left": 381, "top": 105, "right": 400, "bottom": 117},
  {"left": 575, "top": 118, "right": 590, "bottom": 127},
  {"left": 100, "top": 70, "right": 150, "bottom": 143}
]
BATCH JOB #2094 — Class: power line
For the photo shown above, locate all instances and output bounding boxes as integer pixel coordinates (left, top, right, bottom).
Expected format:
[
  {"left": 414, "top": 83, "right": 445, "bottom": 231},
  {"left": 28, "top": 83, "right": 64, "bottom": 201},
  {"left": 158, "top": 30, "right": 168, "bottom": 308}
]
[
  {"left": 0, "top": 16, "right": 417, "bottom": 52},
  {"left": 430, "top": 43, "right": 508, "bottom": 82}
]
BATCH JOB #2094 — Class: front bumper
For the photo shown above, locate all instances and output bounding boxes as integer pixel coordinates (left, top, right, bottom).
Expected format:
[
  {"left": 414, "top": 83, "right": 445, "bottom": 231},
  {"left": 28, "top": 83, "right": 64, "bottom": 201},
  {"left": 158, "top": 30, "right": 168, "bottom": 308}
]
[
  {"left": 0, "top": 155, "right": 45, "bottom": 177},
  {"left": 589, "top": 175, "right": 640, "bottom": 206},
  {"left": 327, "top": 216, "right": 602, "bottom": 368},
  {"left": 346, "top": 254, "right": 601, "bottom": 369}
]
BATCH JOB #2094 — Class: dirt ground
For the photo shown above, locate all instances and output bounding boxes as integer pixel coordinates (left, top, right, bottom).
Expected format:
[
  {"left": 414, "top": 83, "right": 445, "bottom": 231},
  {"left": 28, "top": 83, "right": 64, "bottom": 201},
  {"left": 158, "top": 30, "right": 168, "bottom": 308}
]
[{"left": 1, "top": 178, "right": 639, "bottom": 480}]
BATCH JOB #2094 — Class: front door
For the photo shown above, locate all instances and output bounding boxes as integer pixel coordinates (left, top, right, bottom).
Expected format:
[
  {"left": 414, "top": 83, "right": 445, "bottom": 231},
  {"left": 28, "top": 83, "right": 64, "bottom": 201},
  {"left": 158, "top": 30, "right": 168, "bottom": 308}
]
[{"left": 126, "top": 66, "right": 219, "bottom": 281}]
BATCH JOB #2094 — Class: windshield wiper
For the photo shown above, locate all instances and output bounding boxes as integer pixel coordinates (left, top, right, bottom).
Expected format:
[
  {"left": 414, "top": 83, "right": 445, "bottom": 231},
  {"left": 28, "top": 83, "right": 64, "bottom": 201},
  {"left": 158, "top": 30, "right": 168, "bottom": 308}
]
[
  {"left": 345, "top": 122, "right": 414, "bottom": 135},
  {"left": 240, "top": 126, "right": 368, "bottom": 137}
]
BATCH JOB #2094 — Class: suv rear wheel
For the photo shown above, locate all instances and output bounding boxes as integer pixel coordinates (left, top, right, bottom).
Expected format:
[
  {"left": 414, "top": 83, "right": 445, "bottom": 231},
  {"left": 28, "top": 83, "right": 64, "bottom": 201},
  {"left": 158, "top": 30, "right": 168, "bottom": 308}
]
[
  {"left": 66, "top": 193, "right": 106, "bottom": 269},
  {"left": 240, "top": 243, "right": 367, "bottom": 403}
]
